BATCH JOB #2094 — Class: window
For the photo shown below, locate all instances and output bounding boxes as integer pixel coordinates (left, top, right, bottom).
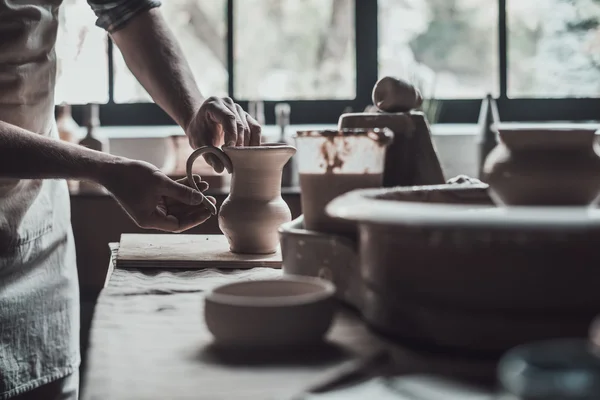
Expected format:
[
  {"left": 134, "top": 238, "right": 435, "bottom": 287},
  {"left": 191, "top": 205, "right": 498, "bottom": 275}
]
[
  {"left": 55, "top": 0, "right": 600, "bottom": 126},
  {"left": 233, "top": 0, "right": 356, "bottom": 100},
  {"left": 113, "top": 0, "right": 228, "bottom": 103},
  {"left": 507, "top": 0, "right": 600, "bottom": 98},
  {"left": 378, "top": 0, "right": 499, "bottom": 99},
  {"left": 55, "top": 0, "right": 109, "bottom": 104}
]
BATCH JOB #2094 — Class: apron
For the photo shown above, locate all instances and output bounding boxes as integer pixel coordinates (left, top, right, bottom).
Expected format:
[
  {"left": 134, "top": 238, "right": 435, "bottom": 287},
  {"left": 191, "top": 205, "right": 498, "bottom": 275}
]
[{"left": 0, "top": 0, "right": 80, "bottom": 398}]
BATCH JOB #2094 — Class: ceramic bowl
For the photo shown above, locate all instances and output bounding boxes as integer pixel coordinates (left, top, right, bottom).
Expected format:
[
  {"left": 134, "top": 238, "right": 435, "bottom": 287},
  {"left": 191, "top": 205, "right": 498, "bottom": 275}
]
[
  {"left": 204, "top": 276, "right": 336, "bottom": 347},
  {"left": 324, "top": 184, "right": 600, "bottom": 356}
]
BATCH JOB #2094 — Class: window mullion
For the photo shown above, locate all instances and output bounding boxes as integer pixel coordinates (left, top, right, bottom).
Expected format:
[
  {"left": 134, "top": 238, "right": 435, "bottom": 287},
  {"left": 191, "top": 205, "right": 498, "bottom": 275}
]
[
  {"left": 499, "top": 0, "right": 508, "bottom": 99},
  {"left": 227, "top": 0, "right": 234, "bottom": 99},
  {"left": 355, "top": 0, "right": 378, "bottom": 110},
  {"left": 107, "top": 34, "right": 115, "bottom": 104}
]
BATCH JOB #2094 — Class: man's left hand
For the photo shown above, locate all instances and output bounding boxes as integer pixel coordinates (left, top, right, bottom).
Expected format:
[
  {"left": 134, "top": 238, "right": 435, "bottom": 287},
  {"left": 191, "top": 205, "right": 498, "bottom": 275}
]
[{"left": 186, "top": 96, "right": 262, "bottom": 173}]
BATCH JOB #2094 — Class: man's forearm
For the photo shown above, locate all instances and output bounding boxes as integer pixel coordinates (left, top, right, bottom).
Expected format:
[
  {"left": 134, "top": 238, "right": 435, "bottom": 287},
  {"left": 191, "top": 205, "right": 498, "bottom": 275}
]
[
  {"left": 0, "top": 121, "right": 122, "bottom": 182},
  {"left": 110, "top": 8, "right": 205, "bottom": 131}
]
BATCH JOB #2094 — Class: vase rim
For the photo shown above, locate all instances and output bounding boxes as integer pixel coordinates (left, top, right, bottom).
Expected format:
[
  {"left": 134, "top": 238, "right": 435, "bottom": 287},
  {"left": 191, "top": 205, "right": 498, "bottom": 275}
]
[
  {"left": 294, "top": 127, "right": 394, "bottom": 147},
  {"left": 497, "top": 127, "right": 597, "bottom": 150},
  {"left": 223, "top": 143, "right": 296, "bottom": 153}
]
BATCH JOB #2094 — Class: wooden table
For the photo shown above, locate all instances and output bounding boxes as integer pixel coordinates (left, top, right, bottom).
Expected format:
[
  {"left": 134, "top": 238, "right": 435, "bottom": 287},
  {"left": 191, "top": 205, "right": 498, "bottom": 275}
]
[{"left": 81, "top": 246, "right": 497, "bottom": 400}]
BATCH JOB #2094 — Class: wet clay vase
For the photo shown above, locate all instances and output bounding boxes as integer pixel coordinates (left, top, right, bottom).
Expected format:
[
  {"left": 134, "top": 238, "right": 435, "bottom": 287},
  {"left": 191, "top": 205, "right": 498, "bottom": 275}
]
[
  {"left": 482, "top": 127, "right": 600, "bottom": 206},
  {"left": 187, "top": 143, "right": 296, "bottom": 254}
]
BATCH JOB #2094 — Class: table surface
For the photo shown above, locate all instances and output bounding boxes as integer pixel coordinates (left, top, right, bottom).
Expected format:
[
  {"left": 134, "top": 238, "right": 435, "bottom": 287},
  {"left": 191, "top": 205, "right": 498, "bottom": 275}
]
[{"left": 81, "top": 245, "right": 497, "bottom": 400}]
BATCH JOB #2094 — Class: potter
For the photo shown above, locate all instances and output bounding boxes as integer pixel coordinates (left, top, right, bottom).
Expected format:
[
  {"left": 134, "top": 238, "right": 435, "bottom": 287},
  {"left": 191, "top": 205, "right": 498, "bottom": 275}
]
[{"left": 187, "top": 143, "right": 296, "bottom": 254}]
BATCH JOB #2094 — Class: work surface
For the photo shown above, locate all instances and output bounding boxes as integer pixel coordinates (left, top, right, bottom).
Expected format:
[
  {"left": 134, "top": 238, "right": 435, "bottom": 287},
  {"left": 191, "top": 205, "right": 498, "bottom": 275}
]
[{"left": 81, "top": 245, "right": 497, "bottom": 400}]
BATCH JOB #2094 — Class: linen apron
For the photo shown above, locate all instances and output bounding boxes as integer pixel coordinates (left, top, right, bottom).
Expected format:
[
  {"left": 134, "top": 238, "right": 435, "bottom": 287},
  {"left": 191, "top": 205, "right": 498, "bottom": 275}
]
[{"left": 0, "top": 0, "right": 80, "bottom": 398}]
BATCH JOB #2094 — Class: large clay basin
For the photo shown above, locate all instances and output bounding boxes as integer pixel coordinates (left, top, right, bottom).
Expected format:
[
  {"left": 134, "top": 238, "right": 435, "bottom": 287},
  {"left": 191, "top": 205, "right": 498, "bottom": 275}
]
[{"left": 321, "top": 184, "right": 600, "bottom": 357}]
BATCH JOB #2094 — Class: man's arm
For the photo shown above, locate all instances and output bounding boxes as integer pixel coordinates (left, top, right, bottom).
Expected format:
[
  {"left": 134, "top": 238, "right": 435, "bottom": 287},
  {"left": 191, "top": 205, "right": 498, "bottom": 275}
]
[
  {"left": 87, "top": 0, "right": 202, "bottom": 129},
  {"left": 0, "top": 121, "right": 212, "bottom": 231},
  {"left": 109, "top": 8, "right": 203, "bottom": 130},
  {"left": 0, "top": 120, "right": 119, "bottom": 181},
  {"left": 86, "top": 1, "right": 261, "bottom": 170}
]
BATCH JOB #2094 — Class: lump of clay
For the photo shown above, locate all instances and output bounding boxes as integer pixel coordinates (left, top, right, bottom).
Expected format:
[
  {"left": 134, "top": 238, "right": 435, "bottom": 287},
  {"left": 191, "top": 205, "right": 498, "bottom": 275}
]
[
  {"left": 372, "top": 76, "right": 423, "bottom": 113},
  {"left": 446, "top": 175, "right": 483, "bottom": 185}
]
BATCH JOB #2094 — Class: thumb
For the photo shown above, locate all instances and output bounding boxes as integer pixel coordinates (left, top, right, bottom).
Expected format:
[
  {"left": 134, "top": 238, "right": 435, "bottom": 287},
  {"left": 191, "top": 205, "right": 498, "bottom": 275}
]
[
  {"left": 204, "top": 153, "right": 225, "bottom": 174},
  {"left": 162, "top": 180, "right": 205, "bottom": 205}
]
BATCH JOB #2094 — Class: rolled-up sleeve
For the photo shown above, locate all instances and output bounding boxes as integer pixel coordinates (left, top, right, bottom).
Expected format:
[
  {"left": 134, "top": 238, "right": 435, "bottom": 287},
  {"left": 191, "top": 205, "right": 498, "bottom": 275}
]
[{"left": 87, "top": 0, "right": 161, "bottom": 33}]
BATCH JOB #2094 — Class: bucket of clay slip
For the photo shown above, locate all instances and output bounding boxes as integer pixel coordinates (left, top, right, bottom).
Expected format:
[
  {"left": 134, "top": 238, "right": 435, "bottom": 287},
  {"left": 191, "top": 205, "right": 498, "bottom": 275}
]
[{"left": 293, "top": 128, "right": 393, "bottom": 236}]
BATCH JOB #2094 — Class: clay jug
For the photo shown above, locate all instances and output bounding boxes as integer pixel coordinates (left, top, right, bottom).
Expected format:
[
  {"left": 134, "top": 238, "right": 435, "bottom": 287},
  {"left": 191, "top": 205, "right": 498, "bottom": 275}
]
[
  {"left": 186, "top": 143, "right": 296, "bottom": 254},
  {"left": 482, "top": 127, "right": 600, "bottom": 206}
]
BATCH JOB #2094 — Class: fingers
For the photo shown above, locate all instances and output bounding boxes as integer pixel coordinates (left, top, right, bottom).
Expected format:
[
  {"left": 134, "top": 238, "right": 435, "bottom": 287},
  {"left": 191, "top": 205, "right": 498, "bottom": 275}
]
[
  {"left": 146, "top": 196, "right": 217, "bottom": 233},
  {"left": 161, "top": 179, "right": 206, "bottom": 206},
  {"left": 222, "top": 98, "right": 246, "bottom": 147},
  {"left": 176, "top": 175, "right": 209, "bottom": 192},
  {"left": 203, "top": 96, "right": 260, "bottom": 148},
  {"left": 173, "top": 196, "right": 217, "bottom": 232},
  {"left": 204, "top": 153, "right": 225, "bottom": 174},
  {"left": 234, "top": 103, "right": 251, "bottom": 146},
  {"left": 205, "top": 97, "right": 238, "bottom": 147},
  {"left": 246, "top": 113, "right": 262, "bottom": 146}
]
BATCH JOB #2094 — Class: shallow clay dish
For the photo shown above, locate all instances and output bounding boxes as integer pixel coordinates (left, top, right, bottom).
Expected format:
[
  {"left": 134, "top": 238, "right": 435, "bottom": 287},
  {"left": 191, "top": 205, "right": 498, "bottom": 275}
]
[{"left": 204, "top": 276, "right": 336, "bottom": 347}]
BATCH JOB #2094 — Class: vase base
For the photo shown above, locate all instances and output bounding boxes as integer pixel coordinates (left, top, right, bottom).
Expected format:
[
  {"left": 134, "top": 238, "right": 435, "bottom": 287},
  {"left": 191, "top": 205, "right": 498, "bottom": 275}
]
[{"left": 229, "top": 247, "right": 279, "bottom": 256}]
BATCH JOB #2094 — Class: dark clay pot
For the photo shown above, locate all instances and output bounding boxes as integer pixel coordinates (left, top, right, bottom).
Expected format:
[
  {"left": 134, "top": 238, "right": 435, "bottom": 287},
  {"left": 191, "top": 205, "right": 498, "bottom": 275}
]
[{"left": 482, "top": 127, "right": 600, "bottom": 206}]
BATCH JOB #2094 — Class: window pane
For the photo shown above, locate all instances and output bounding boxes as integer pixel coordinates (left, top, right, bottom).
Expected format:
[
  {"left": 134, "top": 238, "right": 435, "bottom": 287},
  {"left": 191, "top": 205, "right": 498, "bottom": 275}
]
[
  {"left": 378, "top": 0, "right": 499, "bottom": 99},
  {"left": 55, "top": 0, "right": 109, "bottom": 104},
  {"left": 113, "top": 0, "right": 228, "bottom": 103},
  {"left": 234, "top": 0, "right": 356, "bottom": 100},
  {"left": 508, "top": 0, "right": 600, "bottom": 98}
]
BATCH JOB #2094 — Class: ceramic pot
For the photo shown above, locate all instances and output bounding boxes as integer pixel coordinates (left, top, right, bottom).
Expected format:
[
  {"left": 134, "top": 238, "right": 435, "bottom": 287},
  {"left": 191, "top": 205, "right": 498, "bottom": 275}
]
[
  {"left": 320, "top": 185, "right": 600, "bottom": 357},
  {"left": 187, "top": 144, "right": 296, "bottom": 254},
  {"left": 482, "top": 127, "right": 600, "bottom": 206},
  {"left": 204, "top": 276, "right": 336, "bottom": 347}
]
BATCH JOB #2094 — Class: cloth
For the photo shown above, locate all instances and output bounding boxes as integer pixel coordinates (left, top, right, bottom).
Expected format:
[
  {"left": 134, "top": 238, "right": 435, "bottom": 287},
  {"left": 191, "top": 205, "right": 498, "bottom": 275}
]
[
  {"left": 81, "top": 257, "right": 386, "bottom": 400},
  {"left": 10, "top": 371, "right": 79, "bottom": 400},
  {"left": 86, "top": 0, "right": 161, "bottom": 33}
]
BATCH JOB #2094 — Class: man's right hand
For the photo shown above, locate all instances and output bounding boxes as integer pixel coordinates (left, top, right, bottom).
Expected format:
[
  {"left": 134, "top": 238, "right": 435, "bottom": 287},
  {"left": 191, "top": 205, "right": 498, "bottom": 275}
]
[
  {"left": 0, "top": 120, "right": 215, "bottom": 233},
  {"left": 99, "top": 159, "right": 216, "bottom": 233}
]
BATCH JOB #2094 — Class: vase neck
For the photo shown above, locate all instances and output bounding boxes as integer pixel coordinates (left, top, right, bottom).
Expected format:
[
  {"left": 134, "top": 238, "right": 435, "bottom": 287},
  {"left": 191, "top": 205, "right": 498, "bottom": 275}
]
[
  {"left": 224, "top": 146, "right": 294, "bottom": 199},
  {"left": 229, "top": 168, "right": 283, "bottom": 199}
]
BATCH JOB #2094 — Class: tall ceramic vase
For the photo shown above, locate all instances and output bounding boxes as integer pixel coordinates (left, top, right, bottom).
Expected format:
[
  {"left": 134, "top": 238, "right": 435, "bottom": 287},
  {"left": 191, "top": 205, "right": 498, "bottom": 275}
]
[{"left": 186, "top": 143, "right": 296, "bottom": 254}]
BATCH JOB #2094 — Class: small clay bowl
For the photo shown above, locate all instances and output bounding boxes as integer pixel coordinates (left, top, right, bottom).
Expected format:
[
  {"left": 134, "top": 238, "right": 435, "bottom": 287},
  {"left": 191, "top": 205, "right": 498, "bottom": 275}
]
[{"left": 204, "top": 276, "right": 336, "bottom": 348}]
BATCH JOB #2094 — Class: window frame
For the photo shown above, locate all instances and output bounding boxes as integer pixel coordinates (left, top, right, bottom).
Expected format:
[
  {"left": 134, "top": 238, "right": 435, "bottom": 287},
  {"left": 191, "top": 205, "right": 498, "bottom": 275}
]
[{"left": 68, "top": 0, "right": 600, "bottom": 127}]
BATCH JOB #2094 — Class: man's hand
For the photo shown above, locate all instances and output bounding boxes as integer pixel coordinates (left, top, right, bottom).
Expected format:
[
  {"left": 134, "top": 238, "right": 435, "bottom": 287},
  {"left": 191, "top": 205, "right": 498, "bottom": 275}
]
[
  {"left": 186, "top": 96, "right": 262, "bottom": 173},
  {"left": 0, "top": 120, "right": 215, "bottom": 234},
  {"left": 108, "top": 10, "right": 262, "bottom": 172},
  {"left": 101, "top": 160, "right": 216, "bottom": 233}
]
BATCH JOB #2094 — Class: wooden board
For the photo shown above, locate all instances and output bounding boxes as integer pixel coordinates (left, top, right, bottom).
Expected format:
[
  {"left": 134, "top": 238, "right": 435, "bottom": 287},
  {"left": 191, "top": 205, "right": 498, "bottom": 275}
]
[{"left": 116, "top": 234, "right": 282, "bottom": 269}]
